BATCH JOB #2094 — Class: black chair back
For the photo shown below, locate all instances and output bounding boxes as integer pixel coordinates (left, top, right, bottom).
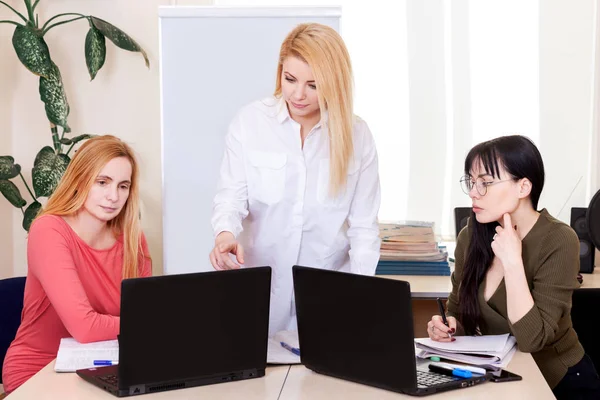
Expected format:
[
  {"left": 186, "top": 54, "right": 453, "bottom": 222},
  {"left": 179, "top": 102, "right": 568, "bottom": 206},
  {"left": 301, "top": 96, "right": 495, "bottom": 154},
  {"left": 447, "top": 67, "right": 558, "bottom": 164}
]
[
  {"left": 0, "top": 276, "right": 26, "bottom": 383},
  {"left": 572, "top": 288, "right": 600, "bottom": 371}
]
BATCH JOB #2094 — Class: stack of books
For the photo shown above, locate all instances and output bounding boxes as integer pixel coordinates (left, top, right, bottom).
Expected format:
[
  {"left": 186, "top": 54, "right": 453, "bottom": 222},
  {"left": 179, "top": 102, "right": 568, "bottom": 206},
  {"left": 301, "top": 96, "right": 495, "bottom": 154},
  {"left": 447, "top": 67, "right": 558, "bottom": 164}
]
[{"left": 376, "top": 221, "right": 450, "bottom": 276}]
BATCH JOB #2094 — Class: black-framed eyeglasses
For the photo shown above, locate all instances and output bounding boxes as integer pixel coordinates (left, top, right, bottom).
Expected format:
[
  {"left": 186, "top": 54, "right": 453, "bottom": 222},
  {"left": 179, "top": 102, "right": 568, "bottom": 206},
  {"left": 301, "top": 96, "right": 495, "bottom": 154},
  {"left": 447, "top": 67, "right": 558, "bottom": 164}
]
[{"left": 460, "top": 175, "right": 515, "bottom": 196}]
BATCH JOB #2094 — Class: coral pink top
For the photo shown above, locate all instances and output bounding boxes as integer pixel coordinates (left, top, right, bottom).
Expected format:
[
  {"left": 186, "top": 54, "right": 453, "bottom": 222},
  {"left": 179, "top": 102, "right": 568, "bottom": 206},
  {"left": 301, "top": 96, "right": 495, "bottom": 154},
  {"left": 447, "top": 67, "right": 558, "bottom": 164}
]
[{"left": 2, "top": 215, "right": 152, "bottom": 393}]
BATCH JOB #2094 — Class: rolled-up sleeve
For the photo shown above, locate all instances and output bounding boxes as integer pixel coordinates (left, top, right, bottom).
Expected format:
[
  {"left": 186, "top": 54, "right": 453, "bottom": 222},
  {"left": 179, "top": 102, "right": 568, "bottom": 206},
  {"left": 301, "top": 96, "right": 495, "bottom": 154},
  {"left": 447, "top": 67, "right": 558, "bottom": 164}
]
[
  {"left": 211, "top": 114, "right": 249, "bottom": 239},
  {"left": 347, "top": 121, "right": 381, "bottom": 275}
]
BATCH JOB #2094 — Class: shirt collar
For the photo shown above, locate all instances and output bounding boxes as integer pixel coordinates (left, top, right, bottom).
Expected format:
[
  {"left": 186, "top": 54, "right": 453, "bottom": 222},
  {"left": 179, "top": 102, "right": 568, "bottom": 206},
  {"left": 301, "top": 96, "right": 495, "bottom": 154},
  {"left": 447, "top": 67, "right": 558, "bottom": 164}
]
[
  {"left": 275, "top": 96, "right": 290, "bottom": 124},
  {"left": 275, "top": 96, "right": 329, "bottom": 128}
]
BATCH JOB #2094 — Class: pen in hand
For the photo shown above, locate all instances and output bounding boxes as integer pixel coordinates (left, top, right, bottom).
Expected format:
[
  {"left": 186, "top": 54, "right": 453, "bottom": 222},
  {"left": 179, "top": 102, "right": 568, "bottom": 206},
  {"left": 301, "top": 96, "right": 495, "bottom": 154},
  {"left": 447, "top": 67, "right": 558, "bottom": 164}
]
[{"left": 436, "top": 297, "right": 452, "bottom": 339}]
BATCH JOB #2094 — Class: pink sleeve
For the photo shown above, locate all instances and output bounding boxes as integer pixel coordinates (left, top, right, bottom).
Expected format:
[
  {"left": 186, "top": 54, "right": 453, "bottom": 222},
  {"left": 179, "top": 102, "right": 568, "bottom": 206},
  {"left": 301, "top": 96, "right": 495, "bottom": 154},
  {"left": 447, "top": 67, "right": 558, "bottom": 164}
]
[
  {"left": 140, "top": 232, "right": 153, "bottom": 277},
  {"left": 27, "top": 217, "right": 119, "bottom": 343}
]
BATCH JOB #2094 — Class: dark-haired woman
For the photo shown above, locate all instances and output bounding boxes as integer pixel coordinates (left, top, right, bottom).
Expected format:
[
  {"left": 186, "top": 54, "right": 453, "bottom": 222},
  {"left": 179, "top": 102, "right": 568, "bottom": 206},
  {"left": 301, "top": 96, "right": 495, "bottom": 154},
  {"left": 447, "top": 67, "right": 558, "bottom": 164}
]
[{"left": 426, "top": 135, "right": 600, "bottom": 399}]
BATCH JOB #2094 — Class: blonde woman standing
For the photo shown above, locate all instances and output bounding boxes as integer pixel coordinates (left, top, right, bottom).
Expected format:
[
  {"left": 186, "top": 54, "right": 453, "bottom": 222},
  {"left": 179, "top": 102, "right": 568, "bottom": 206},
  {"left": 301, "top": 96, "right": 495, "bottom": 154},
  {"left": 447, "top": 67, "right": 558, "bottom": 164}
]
[
  {"left": 210, "top": 23, "right": 381, "bottom": 335},
  {"left": 2, "top": 135, "right": 152, "bottom": 393}
]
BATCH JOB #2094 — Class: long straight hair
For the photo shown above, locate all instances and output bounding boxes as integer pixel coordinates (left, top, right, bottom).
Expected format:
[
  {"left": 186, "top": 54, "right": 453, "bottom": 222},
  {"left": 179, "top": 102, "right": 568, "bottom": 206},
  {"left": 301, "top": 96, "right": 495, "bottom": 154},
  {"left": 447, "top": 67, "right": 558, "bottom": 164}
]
[
  {"left": 458, "top": 135, "right": 544, "bottom": 335},
  {"left": 34, "top": 135, "right": 149, "bottom": 279},
  {"left": 274, "top": 23, "right": 354, "bottom": 196}
]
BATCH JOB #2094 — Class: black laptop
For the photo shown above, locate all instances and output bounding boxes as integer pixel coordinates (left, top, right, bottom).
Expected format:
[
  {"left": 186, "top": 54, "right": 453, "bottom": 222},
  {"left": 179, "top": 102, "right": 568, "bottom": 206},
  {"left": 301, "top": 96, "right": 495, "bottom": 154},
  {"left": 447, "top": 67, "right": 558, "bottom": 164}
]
[
  {"left": 292, "top": 265, "right": 488, "bottom": 396},
  {"left": 77, "top": 267, "right": 271, "bottom": 397}
]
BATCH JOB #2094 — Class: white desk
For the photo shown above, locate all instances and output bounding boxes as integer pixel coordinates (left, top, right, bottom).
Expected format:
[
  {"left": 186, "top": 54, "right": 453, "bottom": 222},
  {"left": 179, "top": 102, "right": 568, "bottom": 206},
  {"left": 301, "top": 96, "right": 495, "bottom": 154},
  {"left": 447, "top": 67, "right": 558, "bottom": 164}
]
[
  {"left": 279, "top": 351, "right": 554, "bottom": 400},
  {"left": 580, "top": 265, "right": 600, "bottom": 288},
  {"left": 6, "top": 361, "right": 291, "bottom": 400},
  {"left": 6, "top": 352, "right": 553, "bottom": 399}
]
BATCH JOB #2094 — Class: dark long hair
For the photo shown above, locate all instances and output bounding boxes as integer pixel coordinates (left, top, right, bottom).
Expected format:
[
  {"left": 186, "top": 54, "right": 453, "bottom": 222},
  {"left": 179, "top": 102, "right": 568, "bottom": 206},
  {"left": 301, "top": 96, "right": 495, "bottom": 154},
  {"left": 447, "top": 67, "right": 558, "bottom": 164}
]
[{"left": 458, "top": 135, "right": 544, "bottom": 335}]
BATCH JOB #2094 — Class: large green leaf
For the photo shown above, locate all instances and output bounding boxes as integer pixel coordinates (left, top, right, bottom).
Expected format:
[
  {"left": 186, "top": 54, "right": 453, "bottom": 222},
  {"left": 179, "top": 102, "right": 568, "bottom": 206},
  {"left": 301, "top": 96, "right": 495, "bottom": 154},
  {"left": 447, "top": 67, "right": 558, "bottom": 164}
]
[
  {"left": 23, "top": 201, "right": 42, "bottom": 231},
  {"left": 39, "top": 62, "right": 71, "bottom": 133},
  {"left": 90, "top": 17, "right": 149, "bottom": 68},
  {"left": 0, "top": 156, "right": 21, "bottom": 180},
  {"left": 12, "top": 25, "right": 53, "bottom": 78},
  {"left": 32, "top": 146, "right": 71, "bottom": 198},
  {"left": 0, "top": 180, "right": 27, "bottom": 208},
  {"left": 85, "top": 23, "right": 106, "bottom": 80},
  {"left": 60, "top": 134, "right": 96, "bottom": 146}
]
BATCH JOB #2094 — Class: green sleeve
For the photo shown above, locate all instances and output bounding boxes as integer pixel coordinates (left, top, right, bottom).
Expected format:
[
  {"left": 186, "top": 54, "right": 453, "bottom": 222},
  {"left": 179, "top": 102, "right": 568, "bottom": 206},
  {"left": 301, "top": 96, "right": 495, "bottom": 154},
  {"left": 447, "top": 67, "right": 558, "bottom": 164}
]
[
  {"left": 446, "top": 225, "right": 469, "bottom": 336},
  {"left": 508, "top": 225, "right": 580, "bottom": 353}
]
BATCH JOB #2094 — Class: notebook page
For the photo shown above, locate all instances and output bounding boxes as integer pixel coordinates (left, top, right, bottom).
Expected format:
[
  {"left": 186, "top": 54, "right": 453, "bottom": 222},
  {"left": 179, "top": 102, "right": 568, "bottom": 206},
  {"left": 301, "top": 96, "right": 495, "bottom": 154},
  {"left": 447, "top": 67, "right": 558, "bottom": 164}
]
[
  {"left": 54, "top": 338, "right": 119, "bottom": 372},
  {"left": 267, "top": 338, "right": 301, "bottom": 364},
  {"left": 267, "top": 330, "right": 301, "bottom": 364},
  {"left": 414, "top": 333, "right": 510, "bottom": 354},
  {"left": 415, "top": 336, "right": 517, "bottom": 369}
]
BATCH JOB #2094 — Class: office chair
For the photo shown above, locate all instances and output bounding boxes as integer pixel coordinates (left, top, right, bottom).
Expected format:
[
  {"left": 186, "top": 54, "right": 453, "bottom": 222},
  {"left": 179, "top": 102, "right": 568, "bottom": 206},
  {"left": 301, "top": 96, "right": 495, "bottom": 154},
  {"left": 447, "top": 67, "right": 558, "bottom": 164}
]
[
  {"left": 571, "top": 288, "right": 600, "bottom": 371},
  {"left": 0, "top": 276, "right": 26, "bottom": 384}
]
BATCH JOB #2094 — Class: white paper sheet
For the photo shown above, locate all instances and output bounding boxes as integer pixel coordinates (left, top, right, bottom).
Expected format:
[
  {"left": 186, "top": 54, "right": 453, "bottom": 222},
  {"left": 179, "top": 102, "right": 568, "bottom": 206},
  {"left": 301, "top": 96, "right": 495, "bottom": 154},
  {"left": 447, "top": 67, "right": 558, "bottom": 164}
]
[
  {"left": 54, "top": 338, "right": 119, "bottom": 372},
  {"left": 267, "top": 330, "right": 301, "bottom": 364},
  {"left": 414, "top": 335, "right": 517, "bottom": 370}
]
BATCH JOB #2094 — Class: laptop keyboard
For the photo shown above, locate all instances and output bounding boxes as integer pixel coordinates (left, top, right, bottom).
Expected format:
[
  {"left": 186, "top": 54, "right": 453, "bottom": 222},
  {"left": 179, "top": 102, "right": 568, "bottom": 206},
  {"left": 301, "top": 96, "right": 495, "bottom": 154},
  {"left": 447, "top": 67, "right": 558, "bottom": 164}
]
[
  {"left": 98, "top": 374, "right": 119, "bottom": 387},
  {"left": 416, "top": 370, "right": 460, "bottom": 388}
]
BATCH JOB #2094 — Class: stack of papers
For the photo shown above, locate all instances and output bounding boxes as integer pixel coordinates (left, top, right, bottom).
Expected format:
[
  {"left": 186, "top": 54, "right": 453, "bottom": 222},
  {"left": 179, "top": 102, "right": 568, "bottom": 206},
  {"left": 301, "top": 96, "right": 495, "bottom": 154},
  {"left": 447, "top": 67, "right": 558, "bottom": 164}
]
[
  {"left": 414, "top": 334, "right": 517, "bottom": 370},
  {"left": 267, "top": 330, "right": 301, "bottom": 364},
  {"left": 54, "top": 338, "right": 119, "bottom": 372}
]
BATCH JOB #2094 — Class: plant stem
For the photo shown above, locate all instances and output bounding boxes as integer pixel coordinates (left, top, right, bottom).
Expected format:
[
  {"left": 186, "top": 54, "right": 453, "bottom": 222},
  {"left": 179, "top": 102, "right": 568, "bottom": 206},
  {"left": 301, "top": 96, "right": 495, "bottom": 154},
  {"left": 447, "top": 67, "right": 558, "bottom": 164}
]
[
  {"left": 41, "top": 13, "right": 85, "bottom": 32},
  {"left": 0, "top": 20, "right": 21, "bottom": 26},
  {"left": 20, "top": 207, "right": 24, "bottom": 216},
  {"left": 32, "top": 0, "right": 40, "bottom": 12},
  {"left": 50, "top": 125, "right": 61, "bottom": 152},
  {"left": 0, "top": 1, "right": 28, "bottom": 23},
  {"left": 66, "top": 143, "right": 76, "bottom": 157},
  {"left": 43, "top": 16, "right": 86, "bottom": 35},
  {"left": 23, "top": 0, "right": 34, "bottom": 25},
  {"left": 19, "top": 172, "right": 36, "bottom": 201}
]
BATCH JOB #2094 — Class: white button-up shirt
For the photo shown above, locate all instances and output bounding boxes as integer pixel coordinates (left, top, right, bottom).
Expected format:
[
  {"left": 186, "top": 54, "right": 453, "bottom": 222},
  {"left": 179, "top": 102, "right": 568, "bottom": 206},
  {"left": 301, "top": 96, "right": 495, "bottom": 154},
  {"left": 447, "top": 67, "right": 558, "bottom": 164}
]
[{"left": 212, "top": 97, "right": 381, "bottom": 335}]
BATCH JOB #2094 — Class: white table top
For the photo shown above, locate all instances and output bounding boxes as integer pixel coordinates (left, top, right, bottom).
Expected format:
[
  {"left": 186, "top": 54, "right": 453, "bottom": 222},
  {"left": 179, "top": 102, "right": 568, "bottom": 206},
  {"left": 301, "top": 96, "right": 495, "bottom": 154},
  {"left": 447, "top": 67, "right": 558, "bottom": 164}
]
[
  {"left": 7, "top": 352, "right": 553, "bottom": 399},
  {"left": 6, "top": 361, "right": 291, "bottom": 400},
  {"left": 580, "top": 264, "right": 600, "bottom": 288},
  {"left": 279, "top": 350, "right": 554, "bottom": 400}
]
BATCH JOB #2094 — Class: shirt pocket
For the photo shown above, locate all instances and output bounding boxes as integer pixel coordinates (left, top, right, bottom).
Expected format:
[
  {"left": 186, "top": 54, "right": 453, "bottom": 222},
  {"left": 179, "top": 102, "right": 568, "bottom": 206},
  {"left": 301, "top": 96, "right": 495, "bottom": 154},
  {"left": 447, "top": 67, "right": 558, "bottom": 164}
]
[
  {"left": 246, "top": 150, "right": 287, "bottom": 205},
  {"left": 316, "top": 158, "right": 359, "bottom": 207}
]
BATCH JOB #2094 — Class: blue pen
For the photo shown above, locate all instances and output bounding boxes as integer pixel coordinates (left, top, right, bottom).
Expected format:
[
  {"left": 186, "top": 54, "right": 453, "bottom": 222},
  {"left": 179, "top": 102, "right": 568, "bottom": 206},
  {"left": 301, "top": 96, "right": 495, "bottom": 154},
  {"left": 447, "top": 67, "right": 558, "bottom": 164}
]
[
  {"left": 93, "top": 360, "right": 118, "bottom": 366},
  {"left": 280, "top": 341, "right": 300, "bottom": 356},
  {"left": 451, "top": 368, "right": 472, "bottom": 379}
]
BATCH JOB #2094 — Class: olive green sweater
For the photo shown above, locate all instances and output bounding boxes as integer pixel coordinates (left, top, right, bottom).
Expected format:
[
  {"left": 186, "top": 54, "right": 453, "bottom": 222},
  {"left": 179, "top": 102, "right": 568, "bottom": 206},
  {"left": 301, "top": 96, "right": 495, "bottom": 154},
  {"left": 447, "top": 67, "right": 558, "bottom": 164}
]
[{"left": 447, "top": 209, "right": 584, "bottom": 389}]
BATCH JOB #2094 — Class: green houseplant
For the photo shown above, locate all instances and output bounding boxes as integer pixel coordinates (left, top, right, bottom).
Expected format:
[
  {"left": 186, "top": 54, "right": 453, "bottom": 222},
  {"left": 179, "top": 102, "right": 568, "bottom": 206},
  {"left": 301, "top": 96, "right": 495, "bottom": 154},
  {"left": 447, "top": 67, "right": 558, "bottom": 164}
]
[{"left": 0, "top": 0, "right": 149, "bottom": 231}]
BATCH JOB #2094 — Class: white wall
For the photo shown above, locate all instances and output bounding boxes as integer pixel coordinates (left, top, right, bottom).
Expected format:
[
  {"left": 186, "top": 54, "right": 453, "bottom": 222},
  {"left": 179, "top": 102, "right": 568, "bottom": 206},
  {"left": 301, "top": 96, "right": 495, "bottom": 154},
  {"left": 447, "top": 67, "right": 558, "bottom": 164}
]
[
  {"left": 0, "top": 0, "right": 210, "bottom": 279},
  {"left": 539, "top": 0, "right": 597, "bottom": 219},
  {"left": 1, "top": 1, "right": 599, "bottom": 279}
]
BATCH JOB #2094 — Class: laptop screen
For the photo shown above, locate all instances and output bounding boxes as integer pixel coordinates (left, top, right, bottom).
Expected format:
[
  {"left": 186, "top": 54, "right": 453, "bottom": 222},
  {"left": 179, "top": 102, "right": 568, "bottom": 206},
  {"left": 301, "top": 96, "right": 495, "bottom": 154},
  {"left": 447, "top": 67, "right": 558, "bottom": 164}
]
[
  {"left": 292, "top": 265, "right": 418, "bottom": 392},
  {"left": 117, "top": 267, "right": 271, "bottom": 388}
]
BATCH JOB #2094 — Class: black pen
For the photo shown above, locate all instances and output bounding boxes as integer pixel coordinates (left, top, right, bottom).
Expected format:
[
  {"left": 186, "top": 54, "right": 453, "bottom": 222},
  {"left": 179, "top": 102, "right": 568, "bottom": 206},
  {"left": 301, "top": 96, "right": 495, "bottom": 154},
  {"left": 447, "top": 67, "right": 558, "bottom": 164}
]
[{"left": 436, "top": 297, "right": 452, "bottom": 338}]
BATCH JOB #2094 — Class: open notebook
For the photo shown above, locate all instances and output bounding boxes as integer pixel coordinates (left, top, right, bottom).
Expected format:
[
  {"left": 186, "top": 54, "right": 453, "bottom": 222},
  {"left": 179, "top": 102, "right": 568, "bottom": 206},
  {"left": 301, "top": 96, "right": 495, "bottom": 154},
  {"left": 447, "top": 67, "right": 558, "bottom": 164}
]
[
  {"left": 414, "top": 333, "right": 517, "bottom": 370},
  {"left": 54, "top": 338, "right": 119, "bottom": 372}
]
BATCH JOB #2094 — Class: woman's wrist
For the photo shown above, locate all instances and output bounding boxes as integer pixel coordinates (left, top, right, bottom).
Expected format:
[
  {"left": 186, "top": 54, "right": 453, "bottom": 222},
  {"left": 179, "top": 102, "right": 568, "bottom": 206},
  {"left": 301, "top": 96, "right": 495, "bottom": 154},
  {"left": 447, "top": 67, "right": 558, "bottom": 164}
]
[{"left": 216, "top": 231, "right": 235, "bottom": 244}]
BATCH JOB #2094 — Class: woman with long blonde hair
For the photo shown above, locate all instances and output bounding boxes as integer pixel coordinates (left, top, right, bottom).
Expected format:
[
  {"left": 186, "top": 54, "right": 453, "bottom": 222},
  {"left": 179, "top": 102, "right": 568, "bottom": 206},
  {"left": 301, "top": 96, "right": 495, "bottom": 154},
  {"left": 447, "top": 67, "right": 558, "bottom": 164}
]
[
  {"left": 2, "top": 135, "right": 152, "bottom": 394},
  {"left": 210, "top": 23, "right": 381, "bottom": 335}
]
